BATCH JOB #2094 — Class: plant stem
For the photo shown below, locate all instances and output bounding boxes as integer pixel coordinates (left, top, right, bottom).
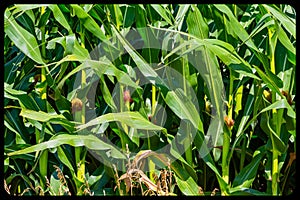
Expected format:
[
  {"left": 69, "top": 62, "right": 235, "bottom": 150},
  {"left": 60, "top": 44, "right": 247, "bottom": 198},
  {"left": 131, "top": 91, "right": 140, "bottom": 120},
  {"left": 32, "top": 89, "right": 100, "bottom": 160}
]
[
  {"left": 74, "top": 22, "right": 87, "bottom": 195},
  {"left": 38, "top": 124, "right": 48, "bottom": 189},
  {"left": 268, "top": 23, "right": 279, "bottom": 195},
  {"left": 119, "top": 85, "right": 127, "bottom": 153},
  {"left": 222, "top": 125, "right": 231, "bottom": 185},
  {"left": 228, "top": 68, "right": 234, "bottom": 120},
  {"left": 148, "top": 85, "right": 156, "bottom": 182},
  {"left": 203, "top": 161, "right": 206, "bottom": 191},
  {"left": 272, "top": 150, "right": 279, "bottom": 195},
  {"left": 221, "top": 68, "right": 234, "bottom": 192},
  {"left": 151, "top": 85, "right": 156, "bottom": 116},
  {"left": 38, "top": 6, "right": 49, "bottom": 189},
  {"left": 239, "top": 135, "right": 247, "bottom": 171},
  {"left": 181, "top": 52, "right": 193, "bottom": 166}
]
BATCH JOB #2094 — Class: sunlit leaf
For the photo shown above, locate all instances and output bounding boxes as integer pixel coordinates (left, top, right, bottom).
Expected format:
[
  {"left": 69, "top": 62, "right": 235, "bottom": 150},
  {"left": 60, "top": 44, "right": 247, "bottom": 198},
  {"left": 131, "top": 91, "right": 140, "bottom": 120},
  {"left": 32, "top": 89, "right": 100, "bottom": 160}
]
[
  {"left": 77, "top": 111, "right": 165, "bottom": 132},
  {"left": 5, "top": 9, "right": 44, "bottom": 64},
  {"left": 8, "top": 134, "right": 126, "bottom": 159}
]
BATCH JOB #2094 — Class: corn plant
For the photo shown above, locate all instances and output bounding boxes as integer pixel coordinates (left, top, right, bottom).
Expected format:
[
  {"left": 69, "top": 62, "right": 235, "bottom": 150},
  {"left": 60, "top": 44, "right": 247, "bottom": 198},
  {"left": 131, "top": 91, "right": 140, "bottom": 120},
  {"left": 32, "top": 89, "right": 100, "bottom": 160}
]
[{"left": 4, "top": 4, "right": 295, "bottom": 196}]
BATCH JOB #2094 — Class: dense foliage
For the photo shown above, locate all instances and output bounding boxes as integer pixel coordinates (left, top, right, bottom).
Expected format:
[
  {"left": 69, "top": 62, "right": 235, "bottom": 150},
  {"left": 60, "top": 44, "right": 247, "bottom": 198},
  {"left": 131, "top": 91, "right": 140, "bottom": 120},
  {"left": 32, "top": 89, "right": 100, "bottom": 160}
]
[{"left": 4, "top": 4, "right": 296, "bottom": 196}]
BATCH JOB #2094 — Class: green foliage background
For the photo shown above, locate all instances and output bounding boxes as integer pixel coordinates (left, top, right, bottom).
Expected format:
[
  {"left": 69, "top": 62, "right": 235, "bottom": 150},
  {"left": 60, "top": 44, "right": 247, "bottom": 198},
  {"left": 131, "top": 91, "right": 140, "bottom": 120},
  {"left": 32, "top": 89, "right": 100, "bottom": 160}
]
[{"left": 4, "top": 4, "right": 296, "bottom": 196}]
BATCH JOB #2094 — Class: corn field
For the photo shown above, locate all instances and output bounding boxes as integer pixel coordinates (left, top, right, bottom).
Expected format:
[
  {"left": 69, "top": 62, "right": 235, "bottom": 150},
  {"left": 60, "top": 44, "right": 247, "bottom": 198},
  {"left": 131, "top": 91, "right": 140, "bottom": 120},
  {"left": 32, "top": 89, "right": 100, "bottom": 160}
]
[{"left": 4, "top": 4, "right": 296, "bottom": 196}]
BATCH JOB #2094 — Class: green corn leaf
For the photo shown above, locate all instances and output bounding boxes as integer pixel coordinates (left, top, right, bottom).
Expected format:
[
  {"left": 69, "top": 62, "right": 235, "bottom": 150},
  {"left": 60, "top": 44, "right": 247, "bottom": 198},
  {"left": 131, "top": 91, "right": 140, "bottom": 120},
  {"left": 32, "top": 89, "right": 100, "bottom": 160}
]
[
  {"left": 151, "top": 4, "right": 173, "bottom": 25},
  {"left": 4, "top": 9, "right": 45, "bottom": 65},
  {"left": 71, "top": 4, "right": 106, "bottom": 41},
  {"left": 47, "top": 34, "right": 89, "bottom": 59},
  {"left": 11, "top": 4, "right": 47, "bottom": 15},
  {"left": 174, "top": 4, "right": 190, "bottom": 30},
  {"left": 165, "top": 88, "right": 202, "bottom": 131},
  {"left": 98, "top": 76, "right": 117, "bottom": 111},
  {"left": 244, "top": 98, "right": 295, "bottom": 135},
  {"left": 212, "top": 4, "right": 273, "bottom": 73},
  {"left": 213, "top": 4, "right": 260, "bottom": 52},
  {"left": 112, "top": 25, "right": 166, "bottom": 87},
  {"left": 4, "top": 109, "right": 30, "bottom": 144},
  {"left": 265, "top": 117, "right": 287, "bottom": 154},
  {"left": 7, "top": 134, "right": 125, "bottom": 159},
  {"left": 235, "top": 84, "right": 256, "bottom": 139},
  {"left": 20, "top": 109, "right": 75, "bottom": 132},
  {"left": 48, "top": 5, "right": 72, "bottom": 33},
  {"left": 232, "top": 153, "right": 264, "bottom": 188},
  {"left": 5, "top": 83, "right": 40, "bottom": 110},
  {"left": 131, "top": 150, "right": 197, "bottom": 182},
  {"left": 260, "top": 99, "right": 295, "bottom": 119},
  {"left": 107, "top": 5, "right": 123, "bottom": 30},
  {"left": 141, "top": 26, "right": 227, "bottom": 182},
  {"left": 14, "top": 9, "right": 35, "bottom": 35},
  {"left": 262, "top": 4, "right": 295, "bottom": 39},
  {"left": 174, "top": 173, "right": 200, "bottom": 195},
  {"left": 193, "top": 130, "right": 229, "bottom": 193},
  {"left": 49, "top": 172, "right": 68, "bottom": 195},
  {"left": 56, "top": 56, "right": 140, "bottom": 90},
  {"left": 20, "top": 109, "right": 69, "bottom": 123},
  {"left": 229, "top": 187, "right": 268, "bottom": 196},
  {"left": 187, "top": 5, "right": 208, "bottom": 38},
  {"left": 276, "top": 22, "right": 295, "bottom": 55},
  {"left": 56, "top": 146, "right": 75, "bottom": 173},
  {"left": 253, "top": 65, "right": 284, "bottom": 98},
  {"left": 187, "top": 5, "right": 225, "bottom": 161},
  {"left": 168, "top": 140, "right": 198, "bottom": 181},
  {"left": 77, "top": 111, "right": 165, "bottom": 132},
  {"left": 134, "top": 6, "right": 160, "bottom": 64}
]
